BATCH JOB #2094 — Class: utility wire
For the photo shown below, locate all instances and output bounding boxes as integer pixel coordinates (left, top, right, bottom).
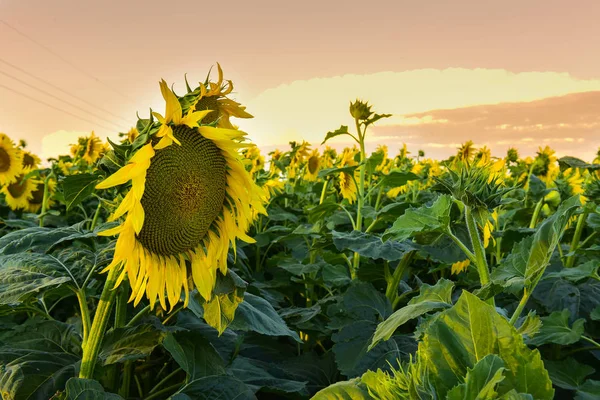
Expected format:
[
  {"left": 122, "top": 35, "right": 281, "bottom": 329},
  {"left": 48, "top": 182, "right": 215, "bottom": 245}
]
[
  {"left": 0, "top": 83, "right": 118, "bottom": 131},
  {"left": 0, "top": 68, "right": 124, "bottom": 130},
  {"left": 0, "top": 57, "right": 130, "bottom": 124},
  {"left": 0, "top": 20, "right": 137, "bottom": 104}
]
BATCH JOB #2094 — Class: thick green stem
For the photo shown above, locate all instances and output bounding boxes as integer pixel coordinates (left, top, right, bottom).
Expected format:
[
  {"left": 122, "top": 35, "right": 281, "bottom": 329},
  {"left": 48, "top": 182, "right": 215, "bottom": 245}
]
[
  {"left": 385, "top": 251, "right": 415, "bottom": 306},
  {"left": 352, "top": 120, "right": 367, "bottom": 276},
  {"left": 75, "top": 289, "right": 91, "bottom": 346},
  {"left": 319, "top": 179, "right": 329, "bottom": 204},
  {"left": 529, "top": 199, "right": 544, "bottom": 229},
  {"left": 38, "top": 173, "right": 53, "bottom": 227},
  {"left": 90, "top": 200, "right": 102, "bottom": 231},
  {"left": 374, "top": 186, "right": 383, "bottom": 211},
  {"left": 509, "top": 289, "right": 531, "bottom": 325},
  {"left": 119, "top": 361, "right": 133, "bottom": 398},
  {"left": 566, "top": 211, "right": 589, "bottom": 268},
  {"left": 79, "top": 266, "right": 120, "bottom": 379},
  {"left": 465, "top": 207, "right": 490, "bottom": 286}
]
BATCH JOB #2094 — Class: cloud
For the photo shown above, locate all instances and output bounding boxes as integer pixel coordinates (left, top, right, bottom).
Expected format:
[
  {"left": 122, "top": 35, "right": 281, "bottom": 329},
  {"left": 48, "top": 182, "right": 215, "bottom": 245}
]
[{"left": 237, "top": 68, "right": 600, "bottom": 154}]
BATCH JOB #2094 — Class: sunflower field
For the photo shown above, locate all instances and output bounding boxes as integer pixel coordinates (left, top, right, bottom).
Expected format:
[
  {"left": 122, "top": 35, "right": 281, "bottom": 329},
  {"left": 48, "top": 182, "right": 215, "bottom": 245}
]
[{"left": 1, "top": 66, "right": 600, "bottom": 400}]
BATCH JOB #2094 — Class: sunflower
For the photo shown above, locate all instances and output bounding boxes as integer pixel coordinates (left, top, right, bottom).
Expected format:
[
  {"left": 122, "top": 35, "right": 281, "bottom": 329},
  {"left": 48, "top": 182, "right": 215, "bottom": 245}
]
[
  {"left": 188, "top": 63, "right": 253, "bottom": 129},
  {"left": 242, "top": 146, "right": 264, "bottom": 176},
  {"left": 374, "top": 145, "right": 389, "bottom": 173},
  {"left": 25, "top": 176, "right": 57, "bottom": 213},
  {"left": 22, "top": 151, "right": 41, "bottom": 172},
  {"left": 304, "top": 149, "right": 320, "bottom": 181},
  {"left": 456, "top": 140, "right": 476, "bottom": 163},
  {"left": 71, "top": 132, "right": 104, "bottom": 164},
  {"left": 96, "top": 78, "right": 266, "bottom": 311},
  {"left": 127, "top": 127, "right": 139, "bottom": 143},
  {"left": 338, "top": 148, "right": 358, "bottom": 203},
  {"left": 1, "top": 173, "right": 39, "bottom": 210},
  {"left": 0, "top": 133, "right": 23, "bottom": 186},
  {"left": 321, "top": 146, "right": 337, "bottom": 169}
]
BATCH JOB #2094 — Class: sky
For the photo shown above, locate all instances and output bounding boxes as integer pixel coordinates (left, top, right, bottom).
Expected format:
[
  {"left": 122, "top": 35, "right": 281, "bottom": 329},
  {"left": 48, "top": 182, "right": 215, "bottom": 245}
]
[{"left": 0, "top": 0, "right": 599, "bottom": 162}]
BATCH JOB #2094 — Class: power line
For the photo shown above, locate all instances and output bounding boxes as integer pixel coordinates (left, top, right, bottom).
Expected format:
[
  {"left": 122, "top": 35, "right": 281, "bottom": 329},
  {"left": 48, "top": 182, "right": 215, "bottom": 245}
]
[
  {"left": 0, "top": 57, "right": 130, "bottom": 124},
  {"left": 0, "top": 68, "right": 125, "bottom": 130},
  {"left": 0, "top": 82, "right": 119, "bottom": 131},
  {"left": 0, "top": 20, "right": 137, "bottom": 105}
]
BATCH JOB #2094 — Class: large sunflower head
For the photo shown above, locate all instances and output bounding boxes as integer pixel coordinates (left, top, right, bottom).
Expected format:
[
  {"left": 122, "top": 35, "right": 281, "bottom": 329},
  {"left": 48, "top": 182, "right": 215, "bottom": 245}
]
[
  {"left": 304, "top": 149, "right": 321, "bottom": 181},
  {"left": 185, "top": 63, "right": 253, "bottom": 130},
  {"left": 0, "top": 133, "right": 24, "bottom": 186},
  {"left": 71, "top": 132, "right": 104, "bottom": 164},
  {"left": 96, "top": 76, "right": 267, "bottom": 311},
  {"left": 1, "top": 173, "right": 40, "bottom": 211}
]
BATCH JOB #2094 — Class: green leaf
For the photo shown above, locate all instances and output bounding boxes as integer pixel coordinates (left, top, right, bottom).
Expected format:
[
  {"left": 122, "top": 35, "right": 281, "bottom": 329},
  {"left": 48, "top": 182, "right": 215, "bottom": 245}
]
[
  {"left": 544, "top": 357, "right": 595, "bottom": 391},
  {"left": 369, "top": 279, "right": 454, "bottom": 349},
  {"left": 200, "top": 271, "right": 246, "bottom": 335},
  {"left": 446, "top": 354, "right": 506, "bottom": 400},
  {"left": 528, "top": 174, "right": 552, "bottom": 203},
  {"left": 229, "top": 293, "right": 301, "bottom": 342},
  {"left": 383, "top": 195, "right": 453, "bottom": 241},
  {"left": 170, "top": 375, "right": 255, "bottom": 400},
  {"left": 63, "top": 378, "right": 123, "bottom": 399},
  {"left": 228, "top": 356, "right": 308, "bottom": 395},
  {"left": 332, "top": 230, "right": 415, "bottom": 261},
  {"left": 419, "top": 291, "right": 554, "bottom": 399},
  {"left": 318, "top": 165, "right": 359, "bottom": 179},
  {"left": 558, "top": 156, "right": 600, "bottom": 171},
  {"left": 528, "top": 309, "right": 585, "bottom": 346},
  {"left": 277, "top": 260, "right": 323, "bottom": 276},
  {"left": 99, "top": 324, "right": 166, "bottom": 365},
  {"left": 163, "top": 332, "right": 225, "bottom": 379},
  {"left": 544, "top": 261, "right": 599, "bottom": 282},
  {"left": 516, "top": 311, "right": 542, "bottom": 338},
  {"left": 321, "top": 125, "right": 351, "bottom": 145},
  {"left": 379, "top": 171, "right": 419, "bottom": 188},
  {"left": 311, "top": 378, "right": 371, "bottom": 400},
  {"left": 62, "top": 173, "right": 101, "bottom": 211},
  {"left": 591, "top": 306, "right": 600, "bottom": 321},
  {"left": 576, "top": 380, "right": 600, "bottom": 400},
  {"left": 492, "top": 196, "right": 581, "bottom": 291}
]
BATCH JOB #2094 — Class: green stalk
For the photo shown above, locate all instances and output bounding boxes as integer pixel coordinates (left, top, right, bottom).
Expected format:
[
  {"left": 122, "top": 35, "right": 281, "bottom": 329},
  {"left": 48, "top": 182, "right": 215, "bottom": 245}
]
[
  {"left": 385, "top": 251, "right": 415, "bottom": 307},
  {"left": 566, "top": 210, "right": 589, "bottom": 268},
  {"left": 352, "top": 119, "right": 367, "bottom": 276},
  {"left": 75, "top": 289, "right": 91, "bottom": 346},
  {"left": 90, "top": 200, "right": 103, "bottom": 231},
  {"left": 374, "top": 186, "right": 383, "bottom": 211},
  {"left": 119, "top": 361, "right": 133, "bottom": 398},
  {"left": 38, "top": 173, "right": 53, "bottom": 227},
  {"left": 465, "top": 206, "right": 490, "bottom": 286},
  {"left": 125, "top": 305, "right": 150, "bottom": 327},
  {"left": 79, "top": 266, "right": 120, "bottom": 379},
  {"left": 529, "top": 199, "right": 544, "bottom": 229},
  {"left": 319, "top": 178, "right": 329, "bottom": 204}
]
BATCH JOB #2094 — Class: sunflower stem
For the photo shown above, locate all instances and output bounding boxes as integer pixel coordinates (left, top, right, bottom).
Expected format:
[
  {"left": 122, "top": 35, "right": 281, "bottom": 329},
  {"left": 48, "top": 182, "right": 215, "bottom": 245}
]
[
  {"left": 75, "top": 288, "right": 91, "bottom": 346},
  {"left": 319, "top": 178, "right": 329, "bottom": 204},
  {"left": 566, "top": 210, "right": 589, "bottom": 268},
  {"left": 90, "top": 199, "right": 103, "bottom": 231},
  {"left": 79, "top": 265, "right": 120, "bottom": 379},
  {"left": 352, "top": 119, "right": 367, "bottom": 277},
  {"left": 38, "top": 172, "right": 53, "bottom": 227},
  {"left": 465, "top": 206, "right": 494, "bottom": 305},
  {"left": 529, "top": 198, "right": 544, "bottom": 229}
]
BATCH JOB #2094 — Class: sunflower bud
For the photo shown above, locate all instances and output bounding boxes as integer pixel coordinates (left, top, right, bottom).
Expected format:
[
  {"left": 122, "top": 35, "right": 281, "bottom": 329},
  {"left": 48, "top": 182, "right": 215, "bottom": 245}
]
[{"left": 349, "top": 99, "right": 373, "bottom": 121}]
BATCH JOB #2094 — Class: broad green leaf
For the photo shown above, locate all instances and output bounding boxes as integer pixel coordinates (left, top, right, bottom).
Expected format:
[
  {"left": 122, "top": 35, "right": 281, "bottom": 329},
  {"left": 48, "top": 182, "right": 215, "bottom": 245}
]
[
  {"left": 576, "top": 380, "right": 600, "bottom": 400},
  {"left": 278, "top": 260, "right": 323, "bottom": 276},
  {"left": 383, "top": 195, "right": 453, "bottom": 241},
  {"left": 322, "top": 263, "right": 351, "bottom": 288},
  {"left": 229, "top": 293, "right": 301, "bottom": 342},
  {"left": 170, "top": 375, "right": 255, "bottom": 400},
  {"left": 528, "top": 174, "right": 552, "bottom": 203},
  {"left": 544, "top": 357, "right": 595, "bottom": 391},
  {"left": 492, "top": 195, "right": 581, "bottom": 291},
  {"left": 99, "top": 324, "right": 166, "bottom": 365},
  {"left": 311, "top": 378, "right": 371, "bottom": 400},
  {"left": 332, "top": 230, "right": 415, "bottom": 261},
  {"left": 591, "top": 306, "right": 600, "bottom": 321},
  {"left": 321, "top": 125, "right": 351, "bottom": 145},
  {"left": 318, "top": 165, "right": 359, "bottom": 179},
  {"left": 62, "top": 173, "right": 101, "bottom": 211},
  {"left": 228, "top": 356, "right": 308, "bottom": 395},
  {"left": 163, "top": 332, "right": 225, "bottom": 379},
  {"left": 369, "top": 279, "right": 454, "bottom": 349},
  {"left": 63, "top": 378, "right": 123, "bottom": 399},
  {"left": 419, "top": 291, "right": 554, "bottom": 399},
  {"left": 528, "top": 309, "right": 585, "bottom": 346},
  {"left": 446, "top": 354, "right": 506, "bottom": 400},
  {"left": 379, "top": 171, "right": 419, "bottom": 188},
  {"left": 516, "top": 311, "right": 542, "bottom": 337},
  {"left": 558, "top": 156, "right": 600, "bottom": 171},
  {"left": 544, "top": 261, "right": 599, "bottom": 282},
  {"left": 200, "top": 270, "right": 246, "bottom": 335}
]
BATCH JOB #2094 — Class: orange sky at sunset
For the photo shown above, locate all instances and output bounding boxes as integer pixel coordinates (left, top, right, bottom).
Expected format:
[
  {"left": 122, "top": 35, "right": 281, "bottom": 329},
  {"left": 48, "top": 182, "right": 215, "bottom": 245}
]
[{"left": 1, "top": 0, "right": 599, "bottom": 161}]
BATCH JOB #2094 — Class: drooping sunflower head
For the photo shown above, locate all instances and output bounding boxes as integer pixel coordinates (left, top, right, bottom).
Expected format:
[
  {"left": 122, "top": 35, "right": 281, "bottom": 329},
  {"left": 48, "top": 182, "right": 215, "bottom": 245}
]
[
  {"left": 184, "top": 63, "right": 253, "bottom": 130},
  {"left": 96, "top": 75, "right": 267, "bottom": 311},
  {"left": 21, "top": 151, "right": 42, "bottom": 173},
  {"left": 339, "top": 169, "right": 358, "bottom": 203},
  {"left": 0, "top": 133, "right": 24, "bottom": 186},
  {"left": 304, "top": 149, "right": 321, "bottom": 181},
  {"left": 1, "top": 173, "right": 40, "bottom": 211}
]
